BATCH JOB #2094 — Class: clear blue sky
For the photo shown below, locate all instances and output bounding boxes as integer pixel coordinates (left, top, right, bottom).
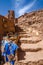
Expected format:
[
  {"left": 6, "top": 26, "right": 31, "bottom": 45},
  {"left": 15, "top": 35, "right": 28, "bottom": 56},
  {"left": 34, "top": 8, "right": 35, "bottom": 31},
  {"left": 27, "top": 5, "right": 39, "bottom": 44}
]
[{"left": 0, "top": 0, "right": 43, "bottom": 18}]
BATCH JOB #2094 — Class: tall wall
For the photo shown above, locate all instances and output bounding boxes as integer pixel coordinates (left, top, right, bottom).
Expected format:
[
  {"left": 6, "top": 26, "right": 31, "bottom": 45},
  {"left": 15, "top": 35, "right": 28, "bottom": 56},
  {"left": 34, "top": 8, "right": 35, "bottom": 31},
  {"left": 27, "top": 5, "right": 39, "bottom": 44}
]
[
  {"left": 0, "top": 10, "right": 15, "bottom": 36},
  {"left": 8, "top": 10, "right": 15, "bottom": 33}
]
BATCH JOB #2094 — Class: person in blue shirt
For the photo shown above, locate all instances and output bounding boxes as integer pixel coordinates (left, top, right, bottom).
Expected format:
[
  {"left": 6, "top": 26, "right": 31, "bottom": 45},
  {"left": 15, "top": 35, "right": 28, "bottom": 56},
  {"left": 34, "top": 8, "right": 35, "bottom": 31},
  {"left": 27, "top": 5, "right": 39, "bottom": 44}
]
[
  {"left": 1, "top": 36, "right": 9, "bottom": 56},
  {"left": 1, "top": 36, "right": 19, "bottom": 65}
]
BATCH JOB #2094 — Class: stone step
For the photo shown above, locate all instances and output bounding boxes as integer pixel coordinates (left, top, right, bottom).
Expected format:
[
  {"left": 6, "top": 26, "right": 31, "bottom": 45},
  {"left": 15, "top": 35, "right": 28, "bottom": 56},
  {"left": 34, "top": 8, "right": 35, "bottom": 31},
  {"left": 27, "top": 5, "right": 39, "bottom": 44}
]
[
  {"left": 18, "top": 26, "right": 29, "bottom": 30},
  {"left": 21, "top": 48, "right": 42, "bottom": 52},
  {"left": 20, "top": 40, "right": 43, "bottom": 50},
  {"left": 19, "top": 31, "right": 26, "bottom": 34},
  {"left": 19, "top": 31, "right": 40, "bottom": 36},
  {"left": 18, "top": 60, "right": 43, "bottom": 65},
  {"left": 19, "top": 33, "right": 31, "bottom": 37},
  {"left": 20, "top": 37, "right": 41, "bottom": 41},
  {"left": 19, "top": 33, "right": 32, "bottom": 37},
  {"left": 20, "top": 40, "right": 41, "bottom": 44},
  {"left": 18, "top": 50, "right": 43, "bottom": 62}
]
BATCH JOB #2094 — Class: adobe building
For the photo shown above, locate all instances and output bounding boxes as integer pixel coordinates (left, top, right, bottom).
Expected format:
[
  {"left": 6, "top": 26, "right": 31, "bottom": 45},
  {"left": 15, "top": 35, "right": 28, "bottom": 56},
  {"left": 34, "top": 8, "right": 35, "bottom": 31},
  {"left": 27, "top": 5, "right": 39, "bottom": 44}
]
[{"left": 0, "top": 10, "right": 15, "bottom": 36}]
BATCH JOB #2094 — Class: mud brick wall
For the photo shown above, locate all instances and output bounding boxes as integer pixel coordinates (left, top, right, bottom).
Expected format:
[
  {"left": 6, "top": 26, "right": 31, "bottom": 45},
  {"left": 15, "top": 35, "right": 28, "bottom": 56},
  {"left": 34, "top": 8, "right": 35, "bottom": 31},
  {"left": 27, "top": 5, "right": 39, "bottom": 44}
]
[{"left": 0, "top": 11, "right": 15, "bottom": 36}]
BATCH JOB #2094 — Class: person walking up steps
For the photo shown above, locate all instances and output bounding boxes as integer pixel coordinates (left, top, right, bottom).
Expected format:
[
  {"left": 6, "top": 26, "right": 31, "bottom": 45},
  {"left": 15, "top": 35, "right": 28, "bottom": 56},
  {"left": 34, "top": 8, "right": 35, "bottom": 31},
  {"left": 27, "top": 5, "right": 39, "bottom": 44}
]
[{"left": 1, "top": 36, "right": 19, "bottom": 65}]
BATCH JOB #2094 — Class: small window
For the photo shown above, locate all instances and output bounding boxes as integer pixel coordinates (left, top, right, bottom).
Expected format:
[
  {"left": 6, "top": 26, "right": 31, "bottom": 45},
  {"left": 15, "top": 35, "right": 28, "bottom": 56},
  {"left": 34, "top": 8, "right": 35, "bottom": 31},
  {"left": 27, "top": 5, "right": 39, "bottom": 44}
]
[
  {"left": 3, "top": 18, "right": 5, "bottom": 22},
  {"left": 2, "top": 18, "right": 7, "bottom": 23}
]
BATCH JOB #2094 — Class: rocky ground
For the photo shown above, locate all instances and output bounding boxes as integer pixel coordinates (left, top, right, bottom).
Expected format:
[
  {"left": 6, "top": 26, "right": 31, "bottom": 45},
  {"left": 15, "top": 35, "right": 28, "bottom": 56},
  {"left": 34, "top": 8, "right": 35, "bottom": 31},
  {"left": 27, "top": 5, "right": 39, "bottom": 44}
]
[{"left": 15, "top": 10, "right": 43, "bottom": 65}]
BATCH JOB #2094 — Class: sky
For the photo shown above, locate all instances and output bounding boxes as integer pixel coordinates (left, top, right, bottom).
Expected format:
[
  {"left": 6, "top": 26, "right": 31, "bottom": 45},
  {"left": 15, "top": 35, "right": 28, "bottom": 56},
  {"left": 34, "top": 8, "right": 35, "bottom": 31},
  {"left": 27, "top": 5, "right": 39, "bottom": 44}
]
[{"left": 0, "top": 0, "right": 43, "bottom": 18}]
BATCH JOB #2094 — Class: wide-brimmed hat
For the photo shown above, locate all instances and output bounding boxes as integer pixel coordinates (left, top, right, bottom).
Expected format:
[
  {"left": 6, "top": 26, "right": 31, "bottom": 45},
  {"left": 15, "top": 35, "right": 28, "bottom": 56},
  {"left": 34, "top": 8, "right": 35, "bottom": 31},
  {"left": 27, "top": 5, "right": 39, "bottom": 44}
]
[
  {"left": 9, "top": 36, "right": 18, "bottom": 40},
  {"left": 3, "top": 36, "right": 8, "bottom": 40}
]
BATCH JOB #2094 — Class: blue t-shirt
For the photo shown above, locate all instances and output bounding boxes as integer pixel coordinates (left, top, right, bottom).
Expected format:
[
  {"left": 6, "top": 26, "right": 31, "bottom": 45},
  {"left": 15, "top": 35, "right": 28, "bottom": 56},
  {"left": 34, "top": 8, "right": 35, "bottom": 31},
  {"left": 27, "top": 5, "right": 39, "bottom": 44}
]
[
  {"left": 1, "top": 40, "right": 9, "bottom": 56},
  {"left": 4, "top": 41, "right": 18, "bottom": 56}
]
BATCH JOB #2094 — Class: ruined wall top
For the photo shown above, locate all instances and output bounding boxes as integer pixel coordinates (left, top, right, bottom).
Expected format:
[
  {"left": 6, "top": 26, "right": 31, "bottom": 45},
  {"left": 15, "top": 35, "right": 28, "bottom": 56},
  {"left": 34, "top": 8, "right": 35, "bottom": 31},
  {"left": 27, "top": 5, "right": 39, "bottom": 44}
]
[{"left": 8, "top": 10, "right": 15, "bottom": 20}]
